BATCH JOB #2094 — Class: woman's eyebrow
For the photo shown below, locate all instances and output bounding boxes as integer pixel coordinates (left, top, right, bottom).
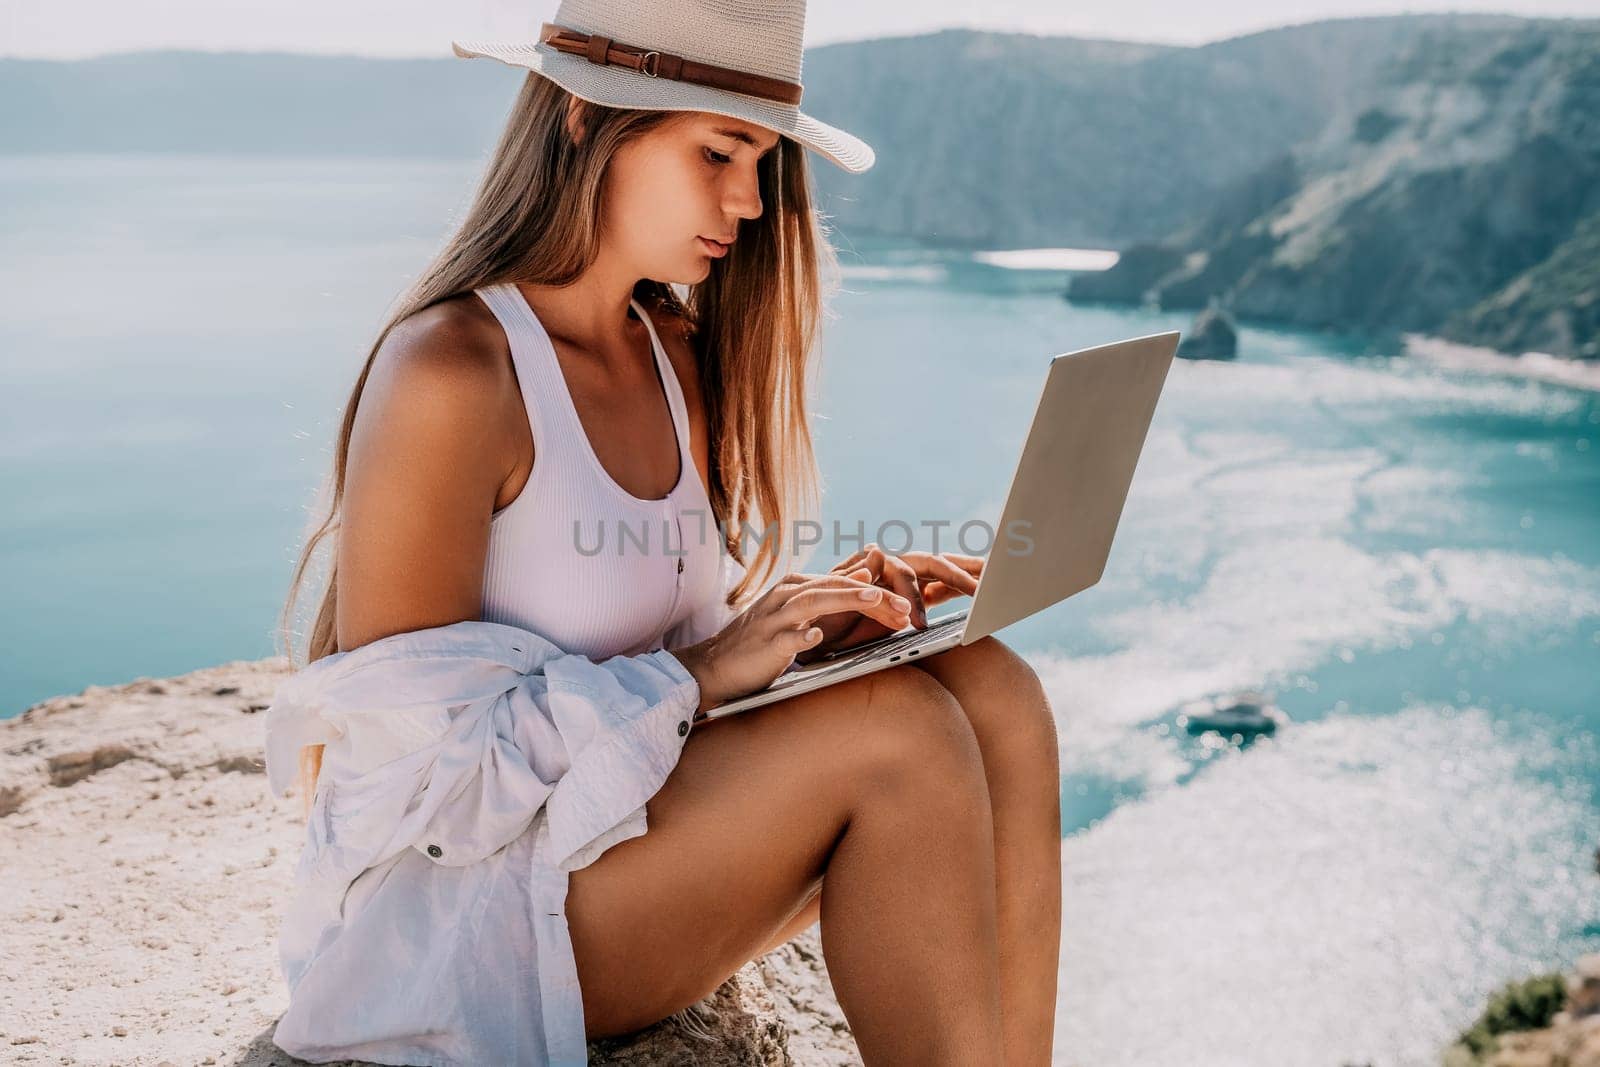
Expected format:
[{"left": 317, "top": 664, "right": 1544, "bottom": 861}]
[{"left": 711, "top": 126, "right": 778, "bottom": 157}]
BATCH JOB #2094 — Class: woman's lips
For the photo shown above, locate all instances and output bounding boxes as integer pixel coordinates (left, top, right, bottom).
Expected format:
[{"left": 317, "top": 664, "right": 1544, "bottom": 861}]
[{"left": 697, "top": 236, "right": 730, "bottom": 258}]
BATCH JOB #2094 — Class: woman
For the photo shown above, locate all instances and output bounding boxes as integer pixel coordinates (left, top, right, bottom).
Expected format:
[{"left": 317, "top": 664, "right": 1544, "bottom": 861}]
[{"left": 274, "top": 3, "right": 1061, "bottom": 1064}]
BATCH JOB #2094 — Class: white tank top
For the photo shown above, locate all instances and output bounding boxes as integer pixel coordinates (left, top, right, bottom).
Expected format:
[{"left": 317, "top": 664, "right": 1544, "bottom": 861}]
[{"left": 473, "top": 282, "right": 725, "bottom": 661}]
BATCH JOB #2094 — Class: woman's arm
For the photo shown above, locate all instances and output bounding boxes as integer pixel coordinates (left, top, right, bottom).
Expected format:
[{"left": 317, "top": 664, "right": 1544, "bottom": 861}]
[{"left": 335, "top": 296, "right": 519, "bottom": 652}]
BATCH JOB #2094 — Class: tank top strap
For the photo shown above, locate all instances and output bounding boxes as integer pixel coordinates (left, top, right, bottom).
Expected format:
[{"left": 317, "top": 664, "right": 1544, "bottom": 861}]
[
  {"left": 472, "top": 282, "right": 591, "bottom": 472},
  {"left": 628, "top": 296, "right": 698, "bottom": 482},
  {"left": 475, "top": 282, "right": 706, "bottom": 508}
]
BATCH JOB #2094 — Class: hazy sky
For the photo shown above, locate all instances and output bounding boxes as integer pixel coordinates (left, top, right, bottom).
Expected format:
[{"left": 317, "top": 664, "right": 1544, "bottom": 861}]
[{"left": 3, "top": 0, "right": 1597, "bottom": 58}]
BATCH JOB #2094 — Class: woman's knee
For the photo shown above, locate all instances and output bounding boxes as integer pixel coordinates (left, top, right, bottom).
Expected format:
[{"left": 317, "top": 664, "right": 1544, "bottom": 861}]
[
  {"left": 941, "top": 638, "right": 1059, "bottom": 775},
  {"left": 844, "top": 665, "right": 991, "bottom": 807},
  {"left": 988, "top": 638, "right": 1059, "bottom": 772},
  {"left": 909, "top": 639, "right": 1060, "bottom": 836}
]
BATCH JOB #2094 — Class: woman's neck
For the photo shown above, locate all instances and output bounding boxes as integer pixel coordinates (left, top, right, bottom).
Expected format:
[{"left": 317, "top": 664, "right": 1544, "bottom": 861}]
[{"left": 516, "top": 254, "right": 645, "bottom": 361}]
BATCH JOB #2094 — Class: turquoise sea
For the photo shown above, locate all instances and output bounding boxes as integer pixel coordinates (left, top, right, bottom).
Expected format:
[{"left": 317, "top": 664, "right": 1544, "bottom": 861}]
[{"left": 2, "top": 155, "right": 1596, "bottom": 1065}]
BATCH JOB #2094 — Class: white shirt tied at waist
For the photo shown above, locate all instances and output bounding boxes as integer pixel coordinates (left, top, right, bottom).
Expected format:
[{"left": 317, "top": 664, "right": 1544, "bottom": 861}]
[{"left": 261, "top": 613, "right": 721, "bottom": 1067}]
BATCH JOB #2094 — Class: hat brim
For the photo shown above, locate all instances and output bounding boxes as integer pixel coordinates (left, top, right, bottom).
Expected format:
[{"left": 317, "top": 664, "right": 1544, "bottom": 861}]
[{"left": 451, "top": 40, "right": 874, "bottom": 174}]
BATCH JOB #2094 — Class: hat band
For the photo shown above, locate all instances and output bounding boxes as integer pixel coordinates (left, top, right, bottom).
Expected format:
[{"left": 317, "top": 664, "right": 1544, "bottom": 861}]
[{"left": 539, "top": 22, "right": 804, "bottom": 106}]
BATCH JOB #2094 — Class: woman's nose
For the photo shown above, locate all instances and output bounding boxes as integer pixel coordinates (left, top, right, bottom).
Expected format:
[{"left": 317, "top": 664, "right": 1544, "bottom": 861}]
[{"left": 726, "top": 169, "right": 763, "bottom": 222}]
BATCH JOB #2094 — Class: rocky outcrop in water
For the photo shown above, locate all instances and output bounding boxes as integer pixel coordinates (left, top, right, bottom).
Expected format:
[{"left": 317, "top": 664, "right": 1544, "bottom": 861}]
[{"left": 1177, "top": 303, "right": 1239, "bottom": 360}]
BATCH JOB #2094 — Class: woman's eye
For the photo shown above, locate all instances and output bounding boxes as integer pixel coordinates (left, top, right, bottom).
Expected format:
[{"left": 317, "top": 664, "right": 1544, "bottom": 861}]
[{"left": 703, "top": 147, "right": 733, "bottom": 166}]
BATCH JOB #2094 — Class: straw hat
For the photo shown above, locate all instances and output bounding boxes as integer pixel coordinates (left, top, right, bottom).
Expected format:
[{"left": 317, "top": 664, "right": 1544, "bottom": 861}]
[{"left": 452, "top": 0, "right": 875, "bottom": 174}]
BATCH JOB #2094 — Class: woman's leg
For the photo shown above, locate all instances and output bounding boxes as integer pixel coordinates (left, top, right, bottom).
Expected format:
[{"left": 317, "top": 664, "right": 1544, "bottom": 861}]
[
  {"left": 754, "top": 637, "right": 1063, "bottom": 1066},
  {"left": 910, "top": 636, "right": 1062, "bottom": 1067},
  {"left": 565, "top": 664, "right": 1006, "bottom": 1066}
]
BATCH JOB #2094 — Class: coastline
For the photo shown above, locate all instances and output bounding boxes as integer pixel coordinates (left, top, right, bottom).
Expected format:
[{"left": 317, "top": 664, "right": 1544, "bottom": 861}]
[
  {"left": 1403, "top": 333, "right": 1600, "bottom": 392},
  {"left": 4, "top": 657, "right": 1594, "bottom": 1063}
]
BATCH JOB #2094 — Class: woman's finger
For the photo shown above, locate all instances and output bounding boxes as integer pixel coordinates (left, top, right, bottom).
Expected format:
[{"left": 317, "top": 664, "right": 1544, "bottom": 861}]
[
  {"left": 916, "top": 552, "right": 980, "bottom": 596},
  {"left": 825, "top": 547, "right": 982, "bottom": 610},
  {"left": 767, "top": 570, "right": 889, "bottom": 612},
  {"left": 877, "top": 551, "right": 980, "bottom": 601},
  {"left": 787, "top": 624, "right": 824, "bottom": 651},
  {"left": 876, "top": 553, "right": 927, "bottom": 628},
  {"left": 802, "top": 570, "right": 884, "bottom": 593},
  {"left": 900, "top": 551, "right": 983, "bottom": 578},
  {"left": 831, "top": 550, "right": 867, "bottom": 574},
  {"left": 830, "top": 550, "right": 971, "bottom": 619},
  {"left": 947, "top": 553, "right": 986, "bottom": 580},
  {"left": 843, "top": 547, "right": 980, "bottom": 577},
  {"left": 778, "top": 585, "right": 912, "bottom": 632},
  {"left": 787, "top": 579, "right": 915, "bottom": 620},
  {"left": 824, "top": 557, "right": 879, "bottom": 587},
  {"left": 831, "top": 542, "right": 884, "bottom": 574}
]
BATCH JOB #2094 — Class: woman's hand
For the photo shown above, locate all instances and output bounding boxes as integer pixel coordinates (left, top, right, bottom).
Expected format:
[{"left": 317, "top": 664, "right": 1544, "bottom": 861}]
[
  {"left": 793, "top": 543, "right": 985, "bottom": 666},
  {"left": 669, "top": 571, "right": 915, "bottom": 715}
]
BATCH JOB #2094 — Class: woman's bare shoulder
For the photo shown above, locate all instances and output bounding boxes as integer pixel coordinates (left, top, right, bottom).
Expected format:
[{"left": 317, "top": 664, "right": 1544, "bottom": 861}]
[
  {"left": 361, "top": 293, "right": 521, "bottom": 448},
  {"left": 379, "top": 292, "right": 510, "bottom": 387},
  {"left": 353, "top": 292, "right": 521, "bottom": 495}
]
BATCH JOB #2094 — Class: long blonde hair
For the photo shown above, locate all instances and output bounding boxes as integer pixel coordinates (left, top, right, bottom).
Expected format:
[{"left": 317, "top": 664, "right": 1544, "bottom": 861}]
[{"left": 277, "top": 73, "right": 837, "bottom": 817}]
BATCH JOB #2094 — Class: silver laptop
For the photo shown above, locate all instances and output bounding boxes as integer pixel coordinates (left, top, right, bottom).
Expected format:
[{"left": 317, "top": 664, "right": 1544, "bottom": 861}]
[{"left": 695, "top": 330, "right": 1180, "bottom": 722}]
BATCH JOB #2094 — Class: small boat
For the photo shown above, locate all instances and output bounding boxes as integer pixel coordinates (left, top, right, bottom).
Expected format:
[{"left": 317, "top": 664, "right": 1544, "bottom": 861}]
[{"left": 1177, "top": 689, "right": 1288, "bottom": 737}]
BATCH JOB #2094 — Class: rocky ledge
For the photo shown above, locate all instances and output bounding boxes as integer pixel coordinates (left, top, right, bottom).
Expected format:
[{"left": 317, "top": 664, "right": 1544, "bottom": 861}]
[
  {"left": 1444, "top": 955, "right": 1600, "bottom": 1067},
  {"left": 0, "top": 659, "right": 860, "bottom": 1066}
]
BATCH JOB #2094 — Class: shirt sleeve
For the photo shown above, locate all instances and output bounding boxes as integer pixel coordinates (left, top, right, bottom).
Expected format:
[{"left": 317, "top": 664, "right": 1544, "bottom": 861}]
[
  {"left": 396, "top": 647, "right": 701, "bottom": 875},
  {"left": 263, "top": 624, "right": 702, "bottom": 885},
  {"left": 533, "top": 648, "right": 699, "bottom": 871}
]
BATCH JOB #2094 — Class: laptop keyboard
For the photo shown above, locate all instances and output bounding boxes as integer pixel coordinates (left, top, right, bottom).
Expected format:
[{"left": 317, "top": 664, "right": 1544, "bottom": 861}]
[
  {"left": 851, "top": 618, "right": 960, "bottom": 660},
  {"left": 756, "top": 612, "right": 968, "bottom": 695},
  {"left": 806, "top": 611, "right": 967, "bottom": 668}
]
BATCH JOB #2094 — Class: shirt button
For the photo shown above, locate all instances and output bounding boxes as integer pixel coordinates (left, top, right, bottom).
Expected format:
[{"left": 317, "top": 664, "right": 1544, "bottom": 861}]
[
  {"left": 426, "top": 844, "right": 443, "bottom": 858},
  {"left": 677, "top": 720, "right": 689, "bottom": 737}
]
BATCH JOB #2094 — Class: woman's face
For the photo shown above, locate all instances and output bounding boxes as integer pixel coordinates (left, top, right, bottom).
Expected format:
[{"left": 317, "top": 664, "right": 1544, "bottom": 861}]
[{"left": 593, "top": 109, "right": 779, "bottom": 284}]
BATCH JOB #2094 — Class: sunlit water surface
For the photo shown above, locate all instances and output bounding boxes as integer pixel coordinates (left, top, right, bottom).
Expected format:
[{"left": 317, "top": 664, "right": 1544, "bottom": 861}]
[{"left": 2, "top": 156, "right": 1596, "bottom": 1065}]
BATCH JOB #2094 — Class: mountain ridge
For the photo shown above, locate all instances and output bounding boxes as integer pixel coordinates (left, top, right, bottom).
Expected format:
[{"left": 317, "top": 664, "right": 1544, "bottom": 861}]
[
  {"left": 1067, "top": 17, "right": 1600, "bottom": 359},
  {"left": 6, "top": 15, "right": 1596, "bottom": 358}
]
